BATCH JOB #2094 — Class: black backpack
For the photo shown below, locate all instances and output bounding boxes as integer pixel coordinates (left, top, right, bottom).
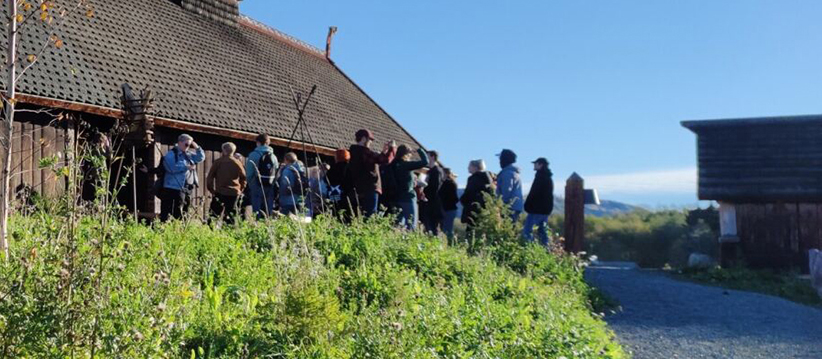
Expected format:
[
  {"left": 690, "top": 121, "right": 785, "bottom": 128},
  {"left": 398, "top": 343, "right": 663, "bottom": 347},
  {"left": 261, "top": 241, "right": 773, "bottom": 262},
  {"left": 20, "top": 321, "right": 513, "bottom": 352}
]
[
  {"left": 381, "top": 163, "right": 400, "bottom": 203},
  {"left": 257, "top": 152, "right": 276, "bottom": 186}
]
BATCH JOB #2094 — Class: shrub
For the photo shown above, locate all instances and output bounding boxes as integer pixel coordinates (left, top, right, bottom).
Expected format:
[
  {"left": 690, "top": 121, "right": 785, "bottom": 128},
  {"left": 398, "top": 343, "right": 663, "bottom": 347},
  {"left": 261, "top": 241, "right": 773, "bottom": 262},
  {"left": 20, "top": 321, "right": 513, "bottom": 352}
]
[{"left": 0, "top": 211, "right": 624, "bottom": 358}]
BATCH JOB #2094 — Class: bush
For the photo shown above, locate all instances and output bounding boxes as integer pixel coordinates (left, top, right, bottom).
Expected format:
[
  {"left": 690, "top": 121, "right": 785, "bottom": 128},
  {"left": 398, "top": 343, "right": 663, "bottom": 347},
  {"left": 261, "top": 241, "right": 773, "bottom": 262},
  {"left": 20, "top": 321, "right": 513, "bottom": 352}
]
[{"left": 0, "top": 210, "right": 624, "bottom": 358}]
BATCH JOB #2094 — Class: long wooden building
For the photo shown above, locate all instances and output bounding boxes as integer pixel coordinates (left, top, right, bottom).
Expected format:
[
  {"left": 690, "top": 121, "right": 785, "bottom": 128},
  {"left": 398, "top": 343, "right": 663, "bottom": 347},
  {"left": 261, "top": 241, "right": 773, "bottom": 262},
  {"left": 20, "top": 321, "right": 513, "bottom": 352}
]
[
  {"left": 1, "top": 0, "right": 421, "bottom": 218},
  {"left": 682, "top": 115, "right": 822, "bottom": 269}
]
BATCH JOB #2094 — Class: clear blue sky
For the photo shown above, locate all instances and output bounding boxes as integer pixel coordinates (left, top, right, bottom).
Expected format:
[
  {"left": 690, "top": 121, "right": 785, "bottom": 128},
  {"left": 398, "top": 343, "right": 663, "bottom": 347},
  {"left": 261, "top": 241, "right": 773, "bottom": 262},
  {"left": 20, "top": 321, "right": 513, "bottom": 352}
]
[{"left": 241, "top": 0, "right": 822, "bottom": 207}]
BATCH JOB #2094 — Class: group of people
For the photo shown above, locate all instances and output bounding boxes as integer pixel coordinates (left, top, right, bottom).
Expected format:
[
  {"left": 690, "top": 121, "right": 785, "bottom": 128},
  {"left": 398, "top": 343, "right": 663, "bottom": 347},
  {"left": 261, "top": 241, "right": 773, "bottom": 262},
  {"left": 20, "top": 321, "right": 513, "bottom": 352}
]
[{"left": 153, "top": 129, "right": 555, "bottom": 245}]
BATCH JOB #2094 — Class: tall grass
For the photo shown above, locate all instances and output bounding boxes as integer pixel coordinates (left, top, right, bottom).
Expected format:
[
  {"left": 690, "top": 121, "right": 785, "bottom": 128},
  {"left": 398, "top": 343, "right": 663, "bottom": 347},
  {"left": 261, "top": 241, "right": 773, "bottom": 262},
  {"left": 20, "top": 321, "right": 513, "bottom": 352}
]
[{"left": 0, "top": 207, "right": 624, "bottom": 357}]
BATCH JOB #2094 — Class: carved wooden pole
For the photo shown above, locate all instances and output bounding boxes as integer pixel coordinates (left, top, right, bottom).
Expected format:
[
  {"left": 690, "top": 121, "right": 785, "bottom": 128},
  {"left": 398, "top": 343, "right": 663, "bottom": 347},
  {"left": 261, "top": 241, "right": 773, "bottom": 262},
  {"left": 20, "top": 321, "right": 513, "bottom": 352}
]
[{"left": 564, "top": 173, "right": 584, "bottom": 253}]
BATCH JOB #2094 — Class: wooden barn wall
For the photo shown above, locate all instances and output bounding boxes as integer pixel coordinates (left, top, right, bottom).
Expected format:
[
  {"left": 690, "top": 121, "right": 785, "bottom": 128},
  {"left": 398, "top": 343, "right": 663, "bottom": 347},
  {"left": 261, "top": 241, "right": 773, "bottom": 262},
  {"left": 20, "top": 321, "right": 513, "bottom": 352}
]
[
  {"left": 735, "top": 202, "right": 822, "bottom": 269},
  {"left": 7, "top": 111, "right": 77, "bottom": 201},
  {"left": 694, "top": 122, "right": 822, "bottom": 202}
]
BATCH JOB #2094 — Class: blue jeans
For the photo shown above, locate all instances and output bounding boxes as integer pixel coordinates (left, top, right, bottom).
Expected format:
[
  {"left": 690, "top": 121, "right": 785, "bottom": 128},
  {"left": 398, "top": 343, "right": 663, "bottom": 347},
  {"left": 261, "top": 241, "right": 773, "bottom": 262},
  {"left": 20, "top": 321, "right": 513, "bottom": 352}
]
[
  {"left": 443, "top": 210, "right": 458, "bottom": 241},
  {"left": 396, "top": 200, "right": 418, "bottom": 230},
  {"left": 522, "top": 213, "right": 550, "bottom": 246},
  {"left": 249, "top": 183, "right": 275, "bottom": 219},
  {"left": 358, "top": 191, "right": 380, "bottom": 218},
  {"left": 510, "top": 210, "right": 522, "bottom": 222}
]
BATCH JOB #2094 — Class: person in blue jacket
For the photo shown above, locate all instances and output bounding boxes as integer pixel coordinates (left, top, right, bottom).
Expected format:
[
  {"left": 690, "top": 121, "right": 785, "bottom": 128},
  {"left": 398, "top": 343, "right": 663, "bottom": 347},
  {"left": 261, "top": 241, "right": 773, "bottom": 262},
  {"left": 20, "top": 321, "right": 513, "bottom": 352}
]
[
  {"left": 246, "top": 134, "right": 279, "bottom": 219},
  {"left": 496, "top": 149, "right": 524, "bottom": 221},
  {"left": 160, "top": 134, "right": 205, "bottom": 221},
  {"left": 278, "top": 152, "right": 306, "bottom": 216}
]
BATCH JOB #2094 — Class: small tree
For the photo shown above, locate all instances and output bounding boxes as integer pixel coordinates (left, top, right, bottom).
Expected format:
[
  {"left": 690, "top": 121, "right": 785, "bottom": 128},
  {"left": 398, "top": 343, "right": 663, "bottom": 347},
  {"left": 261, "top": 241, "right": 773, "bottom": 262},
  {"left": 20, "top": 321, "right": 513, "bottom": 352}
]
[{"left": 1, "top": 0, "right": 94, "bottom": 257}]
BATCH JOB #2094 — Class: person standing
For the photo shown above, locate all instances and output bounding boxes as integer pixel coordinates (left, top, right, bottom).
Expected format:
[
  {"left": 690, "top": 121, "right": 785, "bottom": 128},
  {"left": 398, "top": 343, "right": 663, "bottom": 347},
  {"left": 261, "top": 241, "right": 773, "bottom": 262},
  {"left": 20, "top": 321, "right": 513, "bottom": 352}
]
[
  {"left": 496, "top": 149, "right": 524, "bottom": 221},
  {"left": 439, "top": 168, "right": 460, "bottom": 244},
  {"left": 523, "top": 158, "right": 554, "bottom": 245},
  {"left": 246, "top": 134, "right": 278, "bottom": 219},
  {"left": 388, "top": 145, "right": 429, "bottom": 230},
  {"left": 327, "top": 149, "right": 352, "bottom": 219},
  {"left": 460, "top": 159, "right": 494, "bottom": 236},
  {"left": 206, "top": 142, "right": 246, "bottom": 224},
  {"left": 278, "top": 152, "right": 306, "bottom": 216},
  {"left": 347, "top": 129, "right": 396, "bottom": 217},
  {"left": 422, "top": 151, "right": 445, "bottom": 235},
  {"left": 160, "top": 134, "right": 205, "bottom": 222}
]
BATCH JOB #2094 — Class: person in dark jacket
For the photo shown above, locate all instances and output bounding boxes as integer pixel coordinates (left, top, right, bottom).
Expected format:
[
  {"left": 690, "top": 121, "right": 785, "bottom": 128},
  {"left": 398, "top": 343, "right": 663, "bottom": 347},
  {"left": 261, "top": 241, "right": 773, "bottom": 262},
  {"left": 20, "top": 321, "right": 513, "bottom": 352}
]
[
  {"left": 522, "top": 157, "right": 554, "bottom": 245},
  {"left": 460, "top": 159, "right": 494, "bottom": 236},
  {"left": 439, "top": 168, "right": 460, "bottom": 244},
  {"left": 388, "top": 145, "right": 429, "bottom": 230},
  {"left": 346, "top": 129, "right": 396, "bottom": 218},
  {"left": 327, "top": 149, "right": 351, "bottom": 219},
  {"left": 422, "top": 150, "right": 445, "bottom": 235},
  {"left": 206, "top": 142, "right": 246, "bottom": 224}
]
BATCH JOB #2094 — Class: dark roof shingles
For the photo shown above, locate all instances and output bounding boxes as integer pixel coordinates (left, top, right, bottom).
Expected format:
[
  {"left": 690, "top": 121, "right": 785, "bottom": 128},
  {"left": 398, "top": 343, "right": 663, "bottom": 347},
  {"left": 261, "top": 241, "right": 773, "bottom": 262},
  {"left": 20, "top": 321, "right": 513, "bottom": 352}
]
[{"left": 1, "top": 0, "right": 420, "bottom": 149}]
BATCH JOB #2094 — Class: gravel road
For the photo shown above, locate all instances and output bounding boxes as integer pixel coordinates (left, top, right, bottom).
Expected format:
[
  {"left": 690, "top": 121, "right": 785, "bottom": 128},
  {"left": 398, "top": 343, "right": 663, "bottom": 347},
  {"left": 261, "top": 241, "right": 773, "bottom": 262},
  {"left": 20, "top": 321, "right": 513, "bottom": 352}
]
[{"left": 585, "top": 262, "right": 822, "bottom": 359}]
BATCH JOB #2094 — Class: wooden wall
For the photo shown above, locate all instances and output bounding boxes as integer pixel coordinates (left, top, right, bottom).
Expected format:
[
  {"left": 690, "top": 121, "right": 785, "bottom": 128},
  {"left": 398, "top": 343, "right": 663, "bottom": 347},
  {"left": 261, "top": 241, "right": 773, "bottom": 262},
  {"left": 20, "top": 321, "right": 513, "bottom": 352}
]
[
  {"left": 735, "top": 202, "right": 822, "bottom": 269},
  {"left": 8, "top": 113, "right": 75, "bottom": 201}
]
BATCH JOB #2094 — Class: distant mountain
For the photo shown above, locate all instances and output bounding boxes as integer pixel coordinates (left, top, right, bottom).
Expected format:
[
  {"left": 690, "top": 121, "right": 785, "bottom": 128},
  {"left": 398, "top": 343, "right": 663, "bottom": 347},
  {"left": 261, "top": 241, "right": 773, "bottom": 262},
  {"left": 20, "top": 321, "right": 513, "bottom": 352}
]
[
  {"left": 553, "top": 197, "right": 644, "bottom": 217},
  {"left": 454, "top": 189, "right": 643, "bottom": 217}
]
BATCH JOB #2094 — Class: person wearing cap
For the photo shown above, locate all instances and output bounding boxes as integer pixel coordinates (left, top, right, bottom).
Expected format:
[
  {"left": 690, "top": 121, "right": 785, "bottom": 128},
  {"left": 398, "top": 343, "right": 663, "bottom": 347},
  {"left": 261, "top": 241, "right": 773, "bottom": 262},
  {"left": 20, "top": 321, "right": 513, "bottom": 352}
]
[
  {"left": 523, "top": 157, "right": 554, "bottom": 245},
  {"left": 496, "top": 149, "right": 524, "bottom": 220},
  {"left": 346, "top": 129, "right": 397, "bottom": 217}
]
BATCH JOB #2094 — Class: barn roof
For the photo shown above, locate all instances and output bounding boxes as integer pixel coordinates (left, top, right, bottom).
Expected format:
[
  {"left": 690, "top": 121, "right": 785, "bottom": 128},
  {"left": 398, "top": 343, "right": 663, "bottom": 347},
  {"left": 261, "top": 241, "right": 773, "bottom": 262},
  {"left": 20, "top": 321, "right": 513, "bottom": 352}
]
[
  {"left": 682, "top": 115, "right": 822, "bottom": 202},
  {"left": 2, "top": 0, "right": 421, "bottom": 152}
]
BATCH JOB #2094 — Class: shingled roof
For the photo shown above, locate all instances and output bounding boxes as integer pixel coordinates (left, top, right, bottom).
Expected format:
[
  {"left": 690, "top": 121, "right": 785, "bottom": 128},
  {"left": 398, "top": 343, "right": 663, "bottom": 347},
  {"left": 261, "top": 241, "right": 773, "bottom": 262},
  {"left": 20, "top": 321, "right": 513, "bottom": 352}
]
[{"left": 1, "top": 0, "right": 421, "bottom": 151}]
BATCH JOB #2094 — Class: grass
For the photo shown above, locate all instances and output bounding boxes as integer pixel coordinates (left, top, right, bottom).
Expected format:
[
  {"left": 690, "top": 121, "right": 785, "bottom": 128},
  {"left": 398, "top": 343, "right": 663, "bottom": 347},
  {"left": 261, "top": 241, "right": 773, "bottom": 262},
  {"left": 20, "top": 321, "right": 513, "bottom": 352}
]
[
  {"left": 674, "top": 266, "right": 822, "bottom": 307},
  {"left": 0, "top": 208, "right": 625, "bottom": 358}
]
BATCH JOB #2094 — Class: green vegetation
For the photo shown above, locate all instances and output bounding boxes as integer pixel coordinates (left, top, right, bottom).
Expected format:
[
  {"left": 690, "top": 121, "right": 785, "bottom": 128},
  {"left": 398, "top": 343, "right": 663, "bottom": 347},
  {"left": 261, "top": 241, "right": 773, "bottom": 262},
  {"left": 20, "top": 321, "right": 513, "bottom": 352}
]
[
  {"left": 548, "top": 209, "right": 719, "bottom": 269},
  {"left": 0, "top": 198, "right": 624, "bottom": 357},
  {"left": 676, "top": 266, "right": 822, "bottom": 307}
]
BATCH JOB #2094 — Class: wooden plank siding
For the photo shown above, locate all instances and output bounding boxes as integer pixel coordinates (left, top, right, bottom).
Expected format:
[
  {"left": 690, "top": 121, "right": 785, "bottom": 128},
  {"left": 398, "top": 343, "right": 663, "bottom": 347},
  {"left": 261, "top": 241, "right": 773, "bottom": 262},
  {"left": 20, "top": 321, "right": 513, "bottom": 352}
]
[{"left": 735, "top": 202, "right": 821, "bottom": 269}]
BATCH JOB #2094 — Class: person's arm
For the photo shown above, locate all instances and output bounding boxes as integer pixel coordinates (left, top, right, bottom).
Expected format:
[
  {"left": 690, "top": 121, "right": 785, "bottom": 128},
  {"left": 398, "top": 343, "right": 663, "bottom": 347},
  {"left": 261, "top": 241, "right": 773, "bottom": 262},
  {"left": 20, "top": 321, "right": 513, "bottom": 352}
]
[
  {"left": 245, "top": 152, "right": 257, "bottom": 182},
  {"left": 371, "top": 145, "right": 396, "bottom": 166},
  {"left": 238, "top": 162, "right": 247, "bottom": 191},
  {"left": 399, "top": 149, "right": 430, "bottom": 171},
  {"left": 190, "top": 146, "right": 206, "bottom": 164},
  {"left": 205, "top": 161, "right": 218, "bottom": 194}
]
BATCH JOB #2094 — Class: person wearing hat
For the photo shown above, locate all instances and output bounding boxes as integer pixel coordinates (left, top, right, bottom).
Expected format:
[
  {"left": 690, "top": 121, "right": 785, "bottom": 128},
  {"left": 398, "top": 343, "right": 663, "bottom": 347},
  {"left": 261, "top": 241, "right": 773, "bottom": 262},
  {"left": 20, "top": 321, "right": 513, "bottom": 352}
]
[
  {"left": 496, "top": 149, "right": 524, "bottom": 221},
  {"left": 523, "top": 157, "right": 554, "bottom": 245},
  {"left": 346, "top": 129, "right": 397, "bottom": 217}
]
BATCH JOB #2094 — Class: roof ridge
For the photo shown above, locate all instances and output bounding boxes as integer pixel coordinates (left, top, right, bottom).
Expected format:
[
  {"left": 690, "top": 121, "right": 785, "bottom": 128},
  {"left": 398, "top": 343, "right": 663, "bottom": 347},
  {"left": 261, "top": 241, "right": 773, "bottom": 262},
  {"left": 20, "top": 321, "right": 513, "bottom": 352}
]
[{"left": 238, "top": 15, "right": 326, "bottom": 58}]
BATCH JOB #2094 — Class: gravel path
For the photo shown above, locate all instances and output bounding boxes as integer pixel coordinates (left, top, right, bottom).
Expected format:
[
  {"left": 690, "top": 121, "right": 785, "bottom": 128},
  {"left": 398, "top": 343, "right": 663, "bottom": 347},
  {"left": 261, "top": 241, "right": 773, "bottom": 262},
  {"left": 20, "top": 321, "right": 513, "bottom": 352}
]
[{"left": 585, "top": 262, "right": 822, "bottom": 359}]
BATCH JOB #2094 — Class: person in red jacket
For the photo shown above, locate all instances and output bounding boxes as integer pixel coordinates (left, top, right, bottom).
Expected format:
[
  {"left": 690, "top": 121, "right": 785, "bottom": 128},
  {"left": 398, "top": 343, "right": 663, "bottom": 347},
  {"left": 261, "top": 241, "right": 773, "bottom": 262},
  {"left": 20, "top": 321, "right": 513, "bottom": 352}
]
[{"left": 346, "top": 129, "right": 396, "bottom": 217}]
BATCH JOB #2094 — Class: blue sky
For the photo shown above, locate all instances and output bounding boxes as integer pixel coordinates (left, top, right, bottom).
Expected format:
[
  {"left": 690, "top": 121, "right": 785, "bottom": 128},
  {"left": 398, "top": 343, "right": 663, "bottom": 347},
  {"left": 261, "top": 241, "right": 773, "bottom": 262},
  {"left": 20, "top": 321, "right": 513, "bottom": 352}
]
[{"left": 241, "top": 0, "right": 822, "bottom": 207}]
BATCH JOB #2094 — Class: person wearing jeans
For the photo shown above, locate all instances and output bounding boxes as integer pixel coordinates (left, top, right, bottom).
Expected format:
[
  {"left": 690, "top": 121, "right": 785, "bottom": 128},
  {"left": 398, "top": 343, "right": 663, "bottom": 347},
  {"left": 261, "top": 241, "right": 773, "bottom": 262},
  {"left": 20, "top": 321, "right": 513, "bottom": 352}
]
[
  {"left": 496, "top": 149, "right": 524, "bottom": 221},
  {"left": 246, "top": 134, "right": 278, "bottom": 219},
  {"left": 388, "top": 145, "right": 429, "bottom": 230},
  {"left": 522, "top": 157, "right": 554, "bottom": 245}
]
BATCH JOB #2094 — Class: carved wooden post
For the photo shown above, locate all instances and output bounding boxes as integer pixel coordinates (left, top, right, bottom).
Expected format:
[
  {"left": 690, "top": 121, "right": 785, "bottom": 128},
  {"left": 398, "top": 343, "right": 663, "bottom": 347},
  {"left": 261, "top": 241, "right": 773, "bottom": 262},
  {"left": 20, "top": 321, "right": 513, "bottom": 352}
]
[{"left": 564, "top": 173, "right": 584, "bottom": 253}]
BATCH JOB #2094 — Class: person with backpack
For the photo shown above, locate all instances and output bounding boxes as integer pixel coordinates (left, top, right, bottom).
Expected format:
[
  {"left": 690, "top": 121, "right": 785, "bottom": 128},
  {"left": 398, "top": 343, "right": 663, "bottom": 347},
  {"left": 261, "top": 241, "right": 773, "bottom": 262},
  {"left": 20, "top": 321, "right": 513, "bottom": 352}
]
[
  {"left": 386, "top": 145, "right": 429, "bottom": 230},
  {"left": 246, "top": 134, "right": 279, "bottom": 219},
  {"left": 206, "top": 142, "right": 246, "bottom": 224},
  {"left": 278, "top": 152, "right": 307, "bottom": 216},
  {"left": 346, "top": 129, "right": 396, "bottom": 218},
  {"left": 523, "top": 157, "right": 554, "bottom": 245},
  {"left": 159, "top": 134, "right": 205, "bottom": 222}
]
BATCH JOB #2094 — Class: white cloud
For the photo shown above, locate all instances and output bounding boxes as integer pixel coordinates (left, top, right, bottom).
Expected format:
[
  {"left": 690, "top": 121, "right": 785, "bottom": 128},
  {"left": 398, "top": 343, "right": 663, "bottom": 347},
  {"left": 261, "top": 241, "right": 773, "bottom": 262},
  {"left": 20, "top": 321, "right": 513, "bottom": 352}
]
[{"left": 583, "top": 167, "right": 697, "bottom": 195}]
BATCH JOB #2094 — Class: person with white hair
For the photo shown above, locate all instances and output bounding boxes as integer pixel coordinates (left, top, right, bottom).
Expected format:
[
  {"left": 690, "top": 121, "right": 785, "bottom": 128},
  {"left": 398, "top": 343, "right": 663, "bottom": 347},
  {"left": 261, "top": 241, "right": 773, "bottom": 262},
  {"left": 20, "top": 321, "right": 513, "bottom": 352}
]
[
  {"left": 160, "top": 133, "right": 205, "bottom": 221},
  {"left": 206, "top": 142, "right": 246, "bottom": 224},
  {"left": 460, "top": 159, "right": 494, "bottom": 235}
]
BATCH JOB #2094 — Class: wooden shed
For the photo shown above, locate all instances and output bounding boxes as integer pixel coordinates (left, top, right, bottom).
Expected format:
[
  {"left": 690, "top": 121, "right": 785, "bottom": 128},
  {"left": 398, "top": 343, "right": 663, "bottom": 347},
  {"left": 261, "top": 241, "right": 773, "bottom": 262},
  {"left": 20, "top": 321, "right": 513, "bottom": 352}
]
[
  {"left": 682, "top": 115, "right": 822, "bottom": 269},
  {"left": 1, "top": 0, "right": 422, "bottom": 218}
]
